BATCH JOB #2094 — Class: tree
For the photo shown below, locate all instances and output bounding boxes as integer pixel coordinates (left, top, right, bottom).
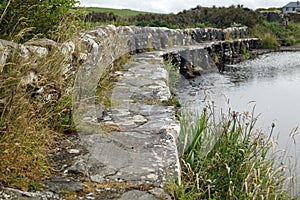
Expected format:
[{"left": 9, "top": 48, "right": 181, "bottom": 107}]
[{"left": 0, "top": 0, "right": 78, "bottom": 42}]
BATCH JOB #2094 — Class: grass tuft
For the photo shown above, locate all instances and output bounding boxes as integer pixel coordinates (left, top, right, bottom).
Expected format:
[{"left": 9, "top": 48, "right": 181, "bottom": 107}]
[
  {"left": 95, "top": 53, "right": 131, "bottom": 107},
  {"left": 168, "top": 107, "right": 291, "bottom": 199}
]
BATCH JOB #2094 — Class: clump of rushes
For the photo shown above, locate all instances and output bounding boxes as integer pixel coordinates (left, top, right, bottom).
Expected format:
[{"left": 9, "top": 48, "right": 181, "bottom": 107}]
[{"left": 168, "top": 107, "right": 291, "bottom": 199}]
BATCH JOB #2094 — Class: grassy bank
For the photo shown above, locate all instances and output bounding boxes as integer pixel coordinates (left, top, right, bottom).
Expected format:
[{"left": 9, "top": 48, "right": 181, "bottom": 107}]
[
  {"left": 167, "top": 107, "right": 295, "bottom": 199},
  {"left": 85, "top": 7, "right": 149, "bottom": 16},
  {"left": 250, "top": 21, "right": 300, "bottom": 49}
]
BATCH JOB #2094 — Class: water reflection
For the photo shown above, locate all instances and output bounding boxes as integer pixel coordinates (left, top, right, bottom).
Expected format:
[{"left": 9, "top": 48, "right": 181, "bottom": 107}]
[{"left": 225, "top": 52, "right": 300, "bottom": 84}]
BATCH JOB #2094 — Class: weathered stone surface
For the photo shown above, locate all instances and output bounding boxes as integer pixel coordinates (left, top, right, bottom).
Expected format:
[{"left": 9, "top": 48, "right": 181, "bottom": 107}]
[
  {"left": 74, "top": 53, "right": 180, "bottom": 190},
  {"left": 0, "top": 25, "right": 254, "bottom": 74},
  {"left": 0, "top": 188, "right": 61, "bottom": 200},
  {"left": 23, "top": 45, "right": 48, "bottom": 58},
  {"left": 24, "top": 38, "right": 58, "bottom": 50},
  {"left": 149, "top": 187, "right": 172, "bottom": 200},
  {"left": 163, "top": 45, "right": 218, "bottom": 78},
  {"left": 44, "top": 177, "right": 83, "bottom": 192},
  {"left": 161, "top": 38, "right": 260, "bottom": 78},
  {"left": 119, "top": 190, "right": 157, "bottom": 200},
  {"left": 0, "top": 39, "right": 17, "bottom": 72}
]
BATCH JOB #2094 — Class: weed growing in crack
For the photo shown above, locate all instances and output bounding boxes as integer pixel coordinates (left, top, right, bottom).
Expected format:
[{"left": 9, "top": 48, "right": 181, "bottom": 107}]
[{"left": 95, "top": 54, "right": 131, "bottom": 107}]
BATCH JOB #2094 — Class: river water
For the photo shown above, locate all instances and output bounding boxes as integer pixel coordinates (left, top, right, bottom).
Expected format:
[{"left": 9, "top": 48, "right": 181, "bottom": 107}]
[{"left": 176, "top": 51, "right": 300, "bottom": 195}]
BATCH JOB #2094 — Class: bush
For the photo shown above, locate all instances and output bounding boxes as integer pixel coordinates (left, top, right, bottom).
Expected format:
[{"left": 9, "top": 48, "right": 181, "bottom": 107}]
[
  {"left": 282, "top": 37, "right": 296, "bottom": 46},
  {"left": 0, "top": 0, "right": 79, "bottom": 42},
  {"left": 261, "top": 33, "right": 280, "bottom": 49}
]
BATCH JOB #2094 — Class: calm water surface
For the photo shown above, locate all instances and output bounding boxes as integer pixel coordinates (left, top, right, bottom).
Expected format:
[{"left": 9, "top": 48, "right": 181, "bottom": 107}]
[{"left": 177, "top": 51, "right": 300, "bottom": 195}]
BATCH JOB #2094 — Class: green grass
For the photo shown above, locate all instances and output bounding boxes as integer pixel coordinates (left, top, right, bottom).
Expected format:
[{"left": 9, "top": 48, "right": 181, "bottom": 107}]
[
  {"left": 167, "top": 107, "right": 294, "bottom": 199},
  {"left": 94, "top": 53, "right": 131, "bottom": 106},
  {"left": 250, "top": 21, "right": 300, "bottom": 49},
  {"left": 85, "top": 7, "right": 150, "bottom": 17}
]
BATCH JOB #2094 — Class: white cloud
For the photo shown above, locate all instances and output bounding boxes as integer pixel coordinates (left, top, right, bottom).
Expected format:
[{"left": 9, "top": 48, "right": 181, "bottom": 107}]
[{"left": 79, "top": 0, "right": 289, "bottom": 13}]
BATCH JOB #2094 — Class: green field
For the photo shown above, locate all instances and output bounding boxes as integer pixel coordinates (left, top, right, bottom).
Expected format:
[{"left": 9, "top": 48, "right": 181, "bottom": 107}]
[{"left": 85, "top": 7, "right": 150, "bottom": 16}]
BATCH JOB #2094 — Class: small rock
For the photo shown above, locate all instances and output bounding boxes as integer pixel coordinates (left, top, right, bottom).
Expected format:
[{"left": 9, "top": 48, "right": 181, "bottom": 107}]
[
  {"left": 67, "top": 157, "right": 86, "bottom": 174},
  {"left": 20, "top": 71, "right": 38, "bottom": 86},
  {"left": 24, "top": 45, "right": 48, "bottom": 58},
  {"left": 61, "top": 41, "right": 75, "bottom": 57},
  {"left": 24, "top": 38, "right": 57, "bottom": 50},
  {"left": 85, "top": 193, "right": 96, "bottom": 200},
  {"left": 79, "top": 52, "right": 88, "bottom": 62},
  {"left": 132, "top": 115, "right": 148, "bottom": 125},
  {"left": 68, "top": 149, "right": 80, "bottom": 154}
]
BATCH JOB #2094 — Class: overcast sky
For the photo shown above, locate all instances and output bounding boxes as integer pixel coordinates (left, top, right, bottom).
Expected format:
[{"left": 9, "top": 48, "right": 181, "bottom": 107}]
[{"left": 79, "top": 0, "right": 289, "bottom": 13}]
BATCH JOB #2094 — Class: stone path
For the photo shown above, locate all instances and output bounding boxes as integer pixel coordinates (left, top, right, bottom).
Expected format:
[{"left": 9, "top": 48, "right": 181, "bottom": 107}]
[{"left": 54, "top": 51, "right": 180, "bottom": 200}]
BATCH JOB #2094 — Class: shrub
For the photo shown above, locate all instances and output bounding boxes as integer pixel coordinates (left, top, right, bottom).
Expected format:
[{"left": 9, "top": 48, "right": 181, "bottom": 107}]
[
  {"left": 282, "top": 36, "right": 296, "bottom": 46},
  {"left": 261, "top": 33, "right": 280, "bottom": 49}
]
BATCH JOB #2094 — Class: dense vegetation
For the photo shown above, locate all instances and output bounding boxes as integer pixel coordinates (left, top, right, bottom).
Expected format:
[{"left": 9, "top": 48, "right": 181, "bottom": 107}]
[
  {"left": 132, "top": 5, "right": 261, "bottom": 28},
  {"left": 0, "top": 0, "right": 79, "bottom": 42},
  {"left": 0, "top": 0, "right": 82, "bottom": 189},
  {"left": 251, "top": 21, "right": 300, "bottom": 48},
  {"left": 84, "top": 5, "right": 262, "bottom": 29}
]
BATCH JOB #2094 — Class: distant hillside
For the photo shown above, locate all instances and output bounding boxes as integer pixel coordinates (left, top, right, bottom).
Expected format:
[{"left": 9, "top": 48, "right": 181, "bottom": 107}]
[
  {"left": 85, "top": 7, "right": 151, "bottom": 17},
  {"left": 84, "top": 5, "right": 261, "bottom": 29}
]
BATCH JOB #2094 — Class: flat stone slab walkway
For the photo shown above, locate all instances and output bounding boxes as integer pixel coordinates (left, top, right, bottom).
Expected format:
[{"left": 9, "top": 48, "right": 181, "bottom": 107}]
[{"left": 73, "top": 51, "right": 181, "bottom": 199}]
